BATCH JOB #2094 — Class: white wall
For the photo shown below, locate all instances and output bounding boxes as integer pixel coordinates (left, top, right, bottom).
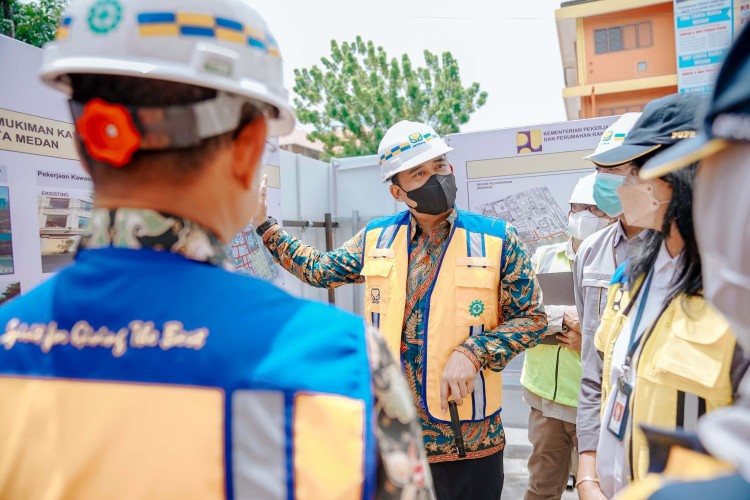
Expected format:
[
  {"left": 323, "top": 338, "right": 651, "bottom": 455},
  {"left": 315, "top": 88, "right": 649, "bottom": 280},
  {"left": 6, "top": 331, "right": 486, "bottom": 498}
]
[{"left": 276, "top": 152, "right": 406, "bottom": 316}]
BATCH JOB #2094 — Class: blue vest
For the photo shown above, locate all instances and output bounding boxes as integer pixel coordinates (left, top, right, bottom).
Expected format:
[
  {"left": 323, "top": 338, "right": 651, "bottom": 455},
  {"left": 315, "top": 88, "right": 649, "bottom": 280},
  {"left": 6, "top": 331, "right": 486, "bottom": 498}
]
[{"left": 0, "top": 247, "right": 376, "bottom": 499}]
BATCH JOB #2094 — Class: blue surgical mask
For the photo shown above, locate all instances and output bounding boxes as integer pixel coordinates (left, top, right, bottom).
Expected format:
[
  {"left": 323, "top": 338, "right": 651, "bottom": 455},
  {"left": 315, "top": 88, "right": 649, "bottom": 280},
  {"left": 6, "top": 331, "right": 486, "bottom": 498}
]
[{"left": 593, "top": 172, "right": 626, "bottom": 217}]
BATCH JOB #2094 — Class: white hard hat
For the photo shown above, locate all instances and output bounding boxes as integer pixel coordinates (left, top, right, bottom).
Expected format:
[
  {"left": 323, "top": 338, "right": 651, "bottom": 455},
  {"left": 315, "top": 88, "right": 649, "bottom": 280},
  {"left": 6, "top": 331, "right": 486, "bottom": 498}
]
[
  {"left": 378, "top": 120, "right": 453, "bottom": 183},
  {"left": 584, "top": 113, "right": 642, "bottom": 161},
  {"left": 39, "top": 0, "right": 295, "bottom": 137},
  {"left": 569, "top": 172, "right": 597, "bottom": 205}
]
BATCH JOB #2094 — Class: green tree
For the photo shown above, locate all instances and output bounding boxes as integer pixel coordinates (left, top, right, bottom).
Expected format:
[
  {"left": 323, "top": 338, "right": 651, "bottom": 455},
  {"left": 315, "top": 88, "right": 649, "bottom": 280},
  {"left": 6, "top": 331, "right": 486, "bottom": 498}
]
[
  {"left": 0, "top": 282, "right": 20, "bottom": 305},
  {"left": 293, "top": 36, "right": 488, "bottom": 159},
  {"left": 1, "top": 0, "right": 67, "bottom": 48}
]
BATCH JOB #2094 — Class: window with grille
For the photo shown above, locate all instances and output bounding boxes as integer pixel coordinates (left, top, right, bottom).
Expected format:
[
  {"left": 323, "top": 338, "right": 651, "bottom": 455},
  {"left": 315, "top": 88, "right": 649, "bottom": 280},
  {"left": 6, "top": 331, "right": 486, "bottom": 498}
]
[
  {"left": 45, "top": 214, "right": 69, "bottom": 228},
  {"left": 594, "top": 21, "right": 653, "bottom": 54},
  {"left": 48, "top": 198, "right": 70, "bottom": 209}
]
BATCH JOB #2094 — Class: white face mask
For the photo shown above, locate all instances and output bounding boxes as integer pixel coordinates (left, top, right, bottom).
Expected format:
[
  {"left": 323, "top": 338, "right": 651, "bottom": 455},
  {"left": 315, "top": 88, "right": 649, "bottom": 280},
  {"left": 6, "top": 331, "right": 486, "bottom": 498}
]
[
  {"left": 567, "top": 211, "right": 611, "bottom": 241},
  {"left": 694, "top": 145, "right": 750, "bottom": 352}
]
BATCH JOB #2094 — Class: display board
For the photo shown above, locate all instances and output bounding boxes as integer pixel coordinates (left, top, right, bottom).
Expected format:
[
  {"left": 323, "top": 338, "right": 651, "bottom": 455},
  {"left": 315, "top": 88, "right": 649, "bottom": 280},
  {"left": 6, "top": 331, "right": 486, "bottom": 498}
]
[
  {"left": 447, "top": 116, "right": 617, "bottom": 255},
  {"left": 0, "top": 35, "right": 88, "bottom": 299},
  {"left": 741, "top": 0, "right": 750, "bottom": 26},
  {"left": 227, "top": 139, "right": 284, "bottom": 285},
  {"left": 0, "top": 35, "right": 283, "bottom": 300},
  {"left": 674, "top": 0, "right": 734, "bottom": 93}
]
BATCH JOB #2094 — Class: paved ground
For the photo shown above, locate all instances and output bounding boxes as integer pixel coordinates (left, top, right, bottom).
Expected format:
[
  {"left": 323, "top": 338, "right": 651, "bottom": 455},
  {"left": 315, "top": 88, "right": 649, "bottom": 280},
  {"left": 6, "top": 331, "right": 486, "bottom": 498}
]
[
  {"left": 498, "top": 354, "right": 578, "bottom": 499},
  {"left": 504, "top": 426, "right": 578, "bottom": 499}
]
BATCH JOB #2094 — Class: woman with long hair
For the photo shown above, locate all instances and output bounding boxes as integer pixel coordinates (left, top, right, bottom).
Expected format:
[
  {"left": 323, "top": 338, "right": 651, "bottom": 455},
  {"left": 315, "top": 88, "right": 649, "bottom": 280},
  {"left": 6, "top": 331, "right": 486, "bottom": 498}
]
[{"left": 587, "top": 158, "right": 748, "bottom": 499}]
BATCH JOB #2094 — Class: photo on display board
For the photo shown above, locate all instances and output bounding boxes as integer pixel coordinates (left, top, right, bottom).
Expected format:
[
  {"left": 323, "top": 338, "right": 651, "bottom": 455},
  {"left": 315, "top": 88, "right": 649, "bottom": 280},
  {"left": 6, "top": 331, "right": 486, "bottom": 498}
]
[
  {"left": 0, "top": 186, "right": 14, "bottom": 275},
  {"left": 478, "top": 186, "right": 569, "bottom": 256},
  {"left": 0, "top": 280, "right": 20, "bottom": 306},
  {"left": 37, "top": 192, "right": 93, "bottom": 273},
  {"left": 228, "top": 224, "right": 280, "bottom": 282}
]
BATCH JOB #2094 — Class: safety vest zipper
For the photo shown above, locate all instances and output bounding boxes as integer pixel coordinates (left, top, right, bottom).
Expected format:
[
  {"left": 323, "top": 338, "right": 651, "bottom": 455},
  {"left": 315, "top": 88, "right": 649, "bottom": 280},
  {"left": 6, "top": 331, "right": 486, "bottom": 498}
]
[{"left": 552, "top": 345, "right": 562, "bottom": 401}]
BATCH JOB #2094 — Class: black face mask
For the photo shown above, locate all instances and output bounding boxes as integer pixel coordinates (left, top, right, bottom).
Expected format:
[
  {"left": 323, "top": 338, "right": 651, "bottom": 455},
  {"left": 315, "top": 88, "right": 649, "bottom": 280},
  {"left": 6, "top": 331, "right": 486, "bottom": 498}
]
[{"left": 404, "top": 173, "right": 458, "bottom": 215}]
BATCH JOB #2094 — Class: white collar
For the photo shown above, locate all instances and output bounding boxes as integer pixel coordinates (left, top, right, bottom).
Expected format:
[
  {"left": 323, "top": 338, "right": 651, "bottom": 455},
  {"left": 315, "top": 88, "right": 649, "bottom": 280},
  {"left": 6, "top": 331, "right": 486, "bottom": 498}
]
[{"left": 654, "top": 241, "right": 682, "bottom": 274}]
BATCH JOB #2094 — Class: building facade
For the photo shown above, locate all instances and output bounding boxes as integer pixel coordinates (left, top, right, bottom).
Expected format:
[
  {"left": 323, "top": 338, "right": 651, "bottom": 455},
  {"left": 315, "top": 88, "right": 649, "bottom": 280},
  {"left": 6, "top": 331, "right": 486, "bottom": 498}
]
[
  {"left": 555, "top": 0, "right": 746, "bottom": 120},
  {"left": 37, "top": 194, "right": 93, "bottom": 255},
  {"left": 556, "top": 0, "right": 679, "bottom": 120}
]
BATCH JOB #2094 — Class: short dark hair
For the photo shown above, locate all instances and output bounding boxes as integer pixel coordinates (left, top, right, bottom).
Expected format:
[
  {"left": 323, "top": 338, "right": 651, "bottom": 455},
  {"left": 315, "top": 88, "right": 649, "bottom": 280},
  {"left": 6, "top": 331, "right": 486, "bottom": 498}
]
[{"left": 69, "top": 74, "right": 260, "bottom": 182}]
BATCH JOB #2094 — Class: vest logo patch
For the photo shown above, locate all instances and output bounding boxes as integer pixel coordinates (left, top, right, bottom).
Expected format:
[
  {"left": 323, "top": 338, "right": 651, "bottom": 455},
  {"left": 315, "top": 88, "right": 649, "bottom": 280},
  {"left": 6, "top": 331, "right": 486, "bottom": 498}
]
[
  {"left": 370, "top": 287, "right": 381, "bottom": 304},
  {"left": 469, "top": 300, "right": 485, "bottom": 317}
]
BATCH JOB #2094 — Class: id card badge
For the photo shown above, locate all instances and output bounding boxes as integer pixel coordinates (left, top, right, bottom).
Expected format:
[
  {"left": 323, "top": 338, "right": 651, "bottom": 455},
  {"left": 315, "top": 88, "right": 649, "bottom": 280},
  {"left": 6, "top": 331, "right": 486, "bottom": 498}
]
[{"left": 607, "top": 375, "right": 633, "bottom": 441}]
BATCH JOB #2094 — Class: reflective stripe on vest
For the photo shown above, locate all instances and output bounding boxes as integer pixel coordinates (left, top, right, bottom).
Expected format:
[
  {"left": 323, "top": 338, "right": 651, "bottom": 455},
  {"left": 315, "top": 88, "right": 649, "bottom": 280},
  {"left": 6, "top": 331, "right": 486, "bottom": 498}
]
[
  {"left": 538, "top": 244, "right": 566, "bottom": 274},
  {"left": 232, "top": 390, "right": 367, "bottom": 499},
  {"left": 361, "top": 210, "right": 505, "bottom": 423}
]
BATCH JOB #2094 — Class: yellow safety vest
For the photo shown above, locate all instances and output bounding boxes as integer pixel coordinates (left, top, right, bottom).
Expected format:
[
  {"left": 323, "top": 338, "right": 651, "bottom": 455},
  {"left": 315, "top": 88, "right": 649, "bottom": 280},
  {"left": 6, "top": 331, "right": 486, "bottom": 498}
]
[
  {"left": 617, "top": 447, "right": 739, "bottom": 499},
  {"left": 595, "top": 267, "right": 736, "bottom": 483},
  {"left": 360, "top": 210, "right": 505, "bottom": 422}
]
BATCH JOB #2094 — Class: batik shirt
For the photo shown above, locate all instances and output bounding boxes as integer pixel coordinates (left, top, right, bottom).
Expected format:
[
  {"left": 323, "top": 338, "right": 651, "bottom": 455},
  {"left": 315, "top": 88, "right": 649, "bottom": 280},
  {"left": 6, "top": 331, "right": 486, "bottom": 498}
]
[{"left": 262, "top": 209, "right": 546, "bottom": 462}]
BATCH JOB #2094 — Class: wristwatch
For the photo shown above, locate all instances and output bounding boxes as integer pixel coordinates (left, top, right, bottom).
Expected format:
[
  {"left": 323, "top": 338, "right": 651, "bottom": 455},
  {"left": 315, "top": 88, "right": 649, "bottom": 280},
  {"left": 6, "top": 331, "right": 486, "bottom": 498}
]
[{"left": 255, "top": 216, "right": 278, "bottom": 237}]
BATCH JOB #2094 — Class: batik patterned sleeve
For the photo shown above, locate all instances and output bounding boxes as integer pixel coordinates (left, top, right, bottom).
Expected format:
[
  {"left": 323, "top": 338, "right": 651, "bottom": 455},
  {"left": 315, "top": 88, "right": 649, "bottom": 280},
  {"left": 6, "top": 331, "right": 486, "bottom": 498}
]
[
  {"left": 455, "top": 225, "right": 548, "bottom": 371},
  {"left": 366, "top": 325, "right": 436, "bottom": 500},
  {"left": 261, "top": 224, "right": 365, "bottom": 288}
]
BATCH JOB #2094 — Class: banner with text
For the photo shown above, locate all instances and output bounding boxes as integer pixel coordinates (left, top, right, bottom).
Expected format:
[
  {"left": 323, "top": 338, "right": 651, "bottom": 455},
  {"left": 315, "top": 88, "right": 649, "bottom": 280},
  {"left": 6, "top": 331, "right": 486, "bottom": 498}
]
[
  {"left": 0, "top": 34, "right": 283, "bottom": 300},
  {"left": 446, "top": 116, "right": 617, "bottom": 255},
  {"left": 674, "top": 0, "right": 734, "bottom": 93}
]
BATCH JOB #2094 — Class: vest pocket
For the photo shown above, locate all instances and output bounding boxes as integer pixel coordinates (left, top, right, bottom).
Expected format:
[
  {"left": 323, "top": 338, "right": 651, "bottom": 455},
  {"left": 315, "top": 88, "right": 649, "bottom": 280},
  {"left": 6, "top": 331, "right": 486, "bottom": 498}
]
[
  {"left": 361, "top": 258, "right": 394, "bottom": 312},
  {"left": 455, "top": 266, "right": 496, "bottom": 327},
  {"left": 649, "top": 314, "right": 731, "bottom": 393}
]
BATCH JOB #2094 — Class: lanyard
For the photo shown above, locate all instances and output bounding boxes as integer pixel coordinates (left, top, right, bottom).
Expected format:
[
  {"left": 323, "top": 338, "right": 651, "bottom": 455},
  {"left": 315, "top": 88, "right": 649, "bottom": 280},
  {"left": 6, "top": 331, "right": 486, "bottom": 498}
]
[{"left": 624, "top": 270, "right": 655, "bottom": 369}]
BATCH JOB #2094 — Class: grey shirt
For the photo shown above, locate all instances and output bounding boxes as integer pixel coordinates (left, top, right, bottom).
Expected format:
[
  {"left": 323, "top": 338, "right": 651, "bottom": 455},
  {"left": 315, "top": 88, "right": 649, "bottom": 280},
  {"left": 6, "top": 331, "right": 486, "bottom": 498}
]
[{"left": 574, "top": 221, "right": 645, "bottom": 453}]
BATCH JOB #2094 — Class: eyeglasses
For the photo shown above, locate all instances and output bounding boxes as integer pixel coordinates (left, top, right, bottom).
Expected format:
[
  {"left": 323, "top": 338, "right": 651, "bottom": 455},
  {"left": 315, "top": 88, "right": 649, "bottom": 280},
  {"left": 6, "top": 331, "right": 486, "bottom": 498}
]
[
  {"left": 596, "top": 163, "right": 637, "bottom": 176},
  {"left": 570, "top": 204, "right": 607, "bottom": 218}
]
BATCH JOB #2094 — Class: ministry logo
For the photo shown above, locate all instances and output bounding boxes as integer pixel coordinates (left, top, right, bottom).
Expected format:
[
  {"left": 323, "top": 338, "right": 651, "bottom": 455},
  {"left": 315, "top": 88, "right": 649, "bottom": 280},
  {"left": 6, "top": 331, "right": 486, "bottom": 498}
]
[{"left": 516, "top": 129, "right": 543, "bottom": 154}]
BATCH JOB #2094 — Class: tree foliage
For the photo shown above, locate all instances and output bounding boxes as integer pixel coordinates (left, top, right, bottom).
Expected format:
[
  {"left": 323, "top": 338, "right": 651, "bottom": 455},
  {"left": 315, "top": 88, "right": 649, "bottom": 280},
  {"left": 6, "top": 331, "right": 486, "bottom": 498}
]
[
  {"left": 0, "top": 282, "right": 20, "bottom": 305},
  {"left": 293, "top": 36, "right": 488, "bottom": 159},
  {"left": 1, "top": 0, "right": 67, "bottom": 48}
]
